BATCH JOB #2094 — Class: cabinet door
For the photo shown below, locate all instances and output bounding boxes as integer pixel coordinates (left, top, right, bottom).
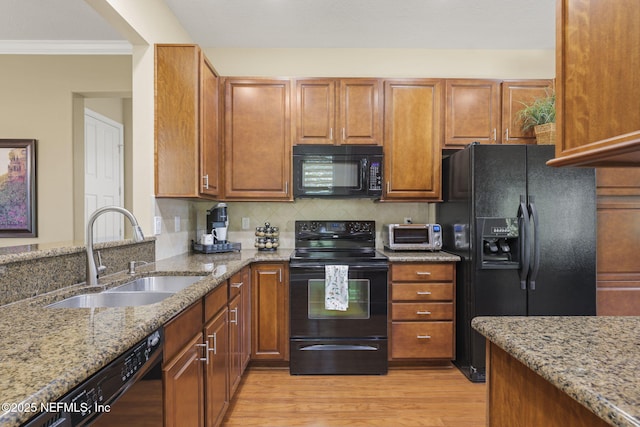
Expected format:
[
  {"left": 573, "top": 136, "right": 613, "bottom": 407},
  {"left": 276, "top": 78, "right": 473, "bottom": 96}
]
[
  {"left": 200, "top": 56, "right": 221, "bottom": 198},
  {"left": 551, "top": 0, "right": 640, "bottom": 166},
  {"left": 237, "top": 267, "right": 252, "bottom": 371},
  {"left": 383, "top": 79, "right": 443, "bottom": 200},
  {"left": 295, "top": 79, "right": 336, "bottom": 145},
  {"left": 155, "top": 44, "right": 200, "bottom": 197},
  {"left": 501, "top": 80, "right": 553, "bottom": 145},
  {"left": 204, "top": 308, "right": 228, "bottom": 427},
  {"left": 163, "top": 333, "right": 205, "bottom": 427},
  {"left": 444, "top": 79, "right": 501, "bottom": 147},
  {"left": 251, "top": 263, "right": 289, "bottom": 360},
  {"left": 224, "top": 79, "right": 291, "bottom": 199},
  {"left": 338, "top": 79, "right": 383, "bottom": 145},
  {"left": 228, "top": 294, "right": 242, "bottom": 396}
]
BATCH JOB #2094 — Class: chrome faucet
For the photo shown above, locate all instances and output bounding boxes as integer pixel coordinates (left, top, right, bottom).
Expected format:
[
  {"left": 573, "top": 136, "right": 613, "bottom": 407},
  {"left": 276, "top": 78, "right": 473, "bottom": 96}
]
[{"left": 86, "top": 206, "right": 145, "bottom": 286}]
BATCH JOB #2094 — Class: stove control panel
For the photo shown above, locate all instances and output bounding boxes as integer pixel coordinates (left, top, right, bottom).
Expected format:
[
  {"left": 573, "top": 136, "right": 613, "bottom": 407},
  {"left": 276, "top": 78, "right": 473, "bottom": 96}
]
[{"left": 295, "top": 220, "right": 375, "bottom": 237}]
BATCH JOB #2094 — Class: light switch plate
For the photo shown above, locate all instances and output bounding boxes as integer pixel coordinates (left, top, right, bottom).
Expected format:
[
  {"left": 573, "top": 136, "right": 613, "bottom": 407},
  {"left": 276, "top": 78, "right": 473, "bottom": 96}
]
[
  {"left": 174, "top": 216, "right": 181, "bottom": 232},
  {"left": 154, "top": 216, "right": 162, "bottom": 235},
  {"left": 242, "top": 217, "right": 250, "bottom": 230}
]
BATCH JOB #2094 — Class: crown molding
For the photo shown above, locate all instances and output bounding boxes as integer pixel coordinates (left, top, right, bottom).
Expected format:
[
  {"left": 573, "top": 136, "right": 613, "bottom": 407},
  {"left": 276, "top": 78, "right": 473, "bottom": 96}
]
[{"left": 0, "top": 40, "right": 132, "bottom": 55}]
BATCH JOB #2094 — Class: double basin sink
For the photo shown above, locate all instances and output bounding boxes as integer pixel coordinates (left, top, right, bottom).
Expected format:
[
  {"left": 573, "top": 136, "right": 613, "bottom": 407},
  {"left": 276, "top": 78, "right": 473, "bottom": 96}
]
[{"left": 47, "top": 275, "right": 207, "bottom": 309}]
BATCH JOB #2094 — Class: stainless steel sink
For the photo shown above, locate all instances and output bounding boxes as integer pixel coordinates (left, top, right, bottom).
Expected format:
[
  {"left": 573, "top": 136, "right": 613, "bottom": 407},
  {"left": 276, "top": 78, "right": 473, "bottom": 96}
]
[
  {"left": 106, "top": 275, "right": 207, "bottom": 293},
  {"left": 47, "top": 291, "right": 174, "bottom": 308}
]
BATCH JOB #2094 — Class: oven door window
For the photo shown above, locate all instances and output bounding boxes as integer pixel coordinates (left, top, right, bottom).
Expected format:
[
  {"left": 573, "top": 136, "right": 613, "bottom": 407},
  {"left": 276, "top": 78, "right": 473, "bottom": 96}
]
[{"left": 308, "top": 278, "right": 370, "bottom": 319}]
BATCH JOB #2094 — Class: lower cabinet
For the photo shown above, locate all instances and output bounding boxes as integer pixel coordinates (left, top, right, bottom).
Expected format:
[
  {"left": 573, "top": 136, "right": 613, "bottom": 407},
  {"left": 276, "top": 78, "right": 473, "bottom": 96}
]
[
  {"left": 389, "top": 262, "right": 456, "bottom": 361},
  {"left": 251, "top": 262, "right": 289, "bottom": 361},
  {"left": 228, "top": 266, "right": 251, "bottom": 396},
  {"left": 163, "top": 300, "right": 207, "bottom": 427},
  {"left": 163, "top": 282, "right": 232, "bottom": 427}
]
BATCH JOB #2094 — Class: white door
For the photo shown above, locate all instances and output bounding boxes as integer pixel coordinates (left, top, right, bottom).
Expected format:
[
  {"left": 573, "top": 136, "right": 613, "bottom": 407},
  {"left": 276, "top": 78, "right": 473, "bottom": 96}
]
[{"left": 84, "top": 109, "right": 124, "bottom": 243}]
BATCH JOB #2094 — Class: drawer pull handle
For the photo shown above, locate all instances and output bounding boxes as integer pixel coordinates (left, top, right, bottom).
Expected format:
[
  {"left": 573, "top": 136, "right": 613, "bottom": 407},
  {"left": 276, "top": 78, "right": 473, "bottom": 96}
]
[
  {"left": 416, "top": 291, "right": 432, "bottom": 295},
  {"left": 416, "top": 311, "right": 432, "bottom": 315},
  {"left": 417, "top": 335, "right": 432, "bottom": 340},
  {"left": 416, "top": 272, "right": 432, "bottom": 276},
  {"left": 208, "top": 333, "right": 217, "bottom": 355},
  {"left": 231, "top": 281, "right": 243, "bottom": 288},
  {"left": 195, "top": 343, "right": 209, "bottom": 364}
]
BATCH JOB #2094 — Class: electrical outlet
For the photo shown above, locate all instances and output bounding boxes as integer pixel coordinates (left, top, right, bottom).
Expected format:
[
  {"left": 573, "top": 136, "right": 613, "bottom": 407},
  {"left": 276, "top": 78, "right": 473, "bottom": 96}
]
[
  {"left": 403, "top": 217, "right": 412, "bottom": 224},
  {"left": 174, "top": 216, "right": 181, "bottom": 232},
  {"left": 153, "top": 216, "right": 162, "bottom": 235},
  {"left": 242, "top": 217, "right": 250, "bottom": 230}
]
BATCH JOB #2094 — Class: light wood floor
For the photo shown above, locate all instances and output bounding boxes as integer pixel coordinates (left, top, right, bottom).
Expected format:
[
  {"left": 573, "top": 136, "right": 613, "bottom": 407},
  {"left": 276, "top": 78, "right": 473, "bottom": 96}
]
[{"left": 222, "top": 366, "right": 486, "bottom": 427}]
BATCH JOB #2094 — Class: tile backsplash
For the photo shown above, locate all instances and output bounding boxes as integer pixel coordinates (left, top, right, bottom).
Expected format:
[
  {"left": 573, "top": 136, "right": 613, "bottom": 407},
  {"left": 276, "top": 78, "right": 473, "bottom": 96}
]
[{"left": 195, "top": 199, "right": 435, "bottom": 250}]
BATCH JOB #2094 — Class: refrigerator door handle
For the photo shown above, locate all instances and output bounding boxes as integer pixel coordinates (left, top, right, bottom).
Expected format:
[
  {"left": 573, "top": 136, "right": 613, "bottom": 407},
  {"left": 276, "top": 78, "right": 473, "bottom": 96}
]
[
  {"left": 517, "top": 195, "right": 531, "bottom": 290},
  {"left": 528, "top": 196, "right": 541, "bottom": 290}
]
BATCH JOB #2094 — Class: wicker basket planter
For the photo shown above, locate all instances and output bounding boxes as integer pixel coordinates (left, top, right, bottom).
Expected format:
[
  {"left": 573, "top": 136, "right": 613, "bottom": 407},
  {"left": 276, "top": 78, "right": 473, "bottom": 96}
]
[{"left": 534, "top": 122, "right": 556, "bottom": 145}]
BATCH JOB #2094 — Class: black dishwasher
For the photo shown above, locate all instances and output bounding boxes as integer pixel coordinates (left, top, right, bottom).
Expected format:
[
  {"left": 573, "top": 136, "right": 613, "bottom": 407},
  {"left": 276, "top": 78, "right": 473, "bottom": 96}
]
[{"left": 22, "top": 329, "right": 163, "bottom": 427}]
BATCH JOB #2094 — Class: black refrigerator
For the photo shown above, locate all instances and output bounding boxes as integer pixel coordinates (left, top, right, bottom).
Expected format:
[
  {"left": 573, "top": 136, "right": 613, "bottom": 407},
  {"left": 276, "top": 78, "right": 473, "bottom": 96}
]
[{"left": 437, "top": 144, "right": 596, "bottom": 382}]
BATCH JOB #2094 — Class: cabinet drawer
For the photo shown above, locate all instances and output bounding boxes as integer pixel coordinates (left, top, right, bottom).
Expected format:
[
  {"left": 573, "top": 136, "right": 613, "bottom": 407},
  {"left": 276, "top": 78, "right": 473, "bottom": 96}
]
[
  {"left": 229, "top": 271, "right": 246, "bottom": 299},
  {"left": 391, "top": 322, "right": 454, "bottom": 359},
  {"left": 164, "top": 300, "right": 203, "bottom": 361},
  {"left": 204, "top": 282, "right": 228, "bottom": 322},
  {"left": 392, "top": 283, "right": 453, "bottom": 301},
  {"left": 391, "top": 263, "right": 454, "bottom": 282},
  {"left": 392, "top": 302, "right": 453, "bottom": 321}
]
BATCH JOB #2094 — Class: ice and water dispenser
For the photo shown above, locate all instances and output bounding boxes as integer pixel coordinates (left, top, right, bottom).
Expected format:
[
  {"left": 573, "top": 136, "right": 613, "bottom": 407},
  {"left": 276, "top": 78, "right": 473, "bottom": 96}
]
[{"left": 477, "top": 218, "right": 520, "bottom": 268}]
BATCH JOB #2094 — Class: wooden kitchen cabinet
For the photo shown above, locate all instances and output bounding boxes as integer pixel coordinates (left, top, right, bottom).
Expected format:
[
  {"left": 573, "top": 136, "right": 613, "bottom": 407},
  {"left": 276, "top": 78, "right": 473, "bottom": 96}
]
[
  {"left": 164, "top": 283, "right": 231, "bottom": 427},
  {"left": 596, "top": 168, "right": 640, "bottom": 315},
  {"left": 389, "top": 262, "right": 456, "bottom": 360},
  {"left": 228, "top": 267, "right": 250, "bottom": 397},
  {"left": 444, "top": 79, "right": 553, "bottom": 148},
  {"left": 294, "top": 78, "right": 383, "bottom": 145},
  {"left": 155, "top": 44, "right": 220, "bottom": 198},
  {"left": 223, "top": 78, "right": 291, "bottom": 200},
  {"left": 383, "top": 79, "right": 443, "bottom": 200},
  {"left": 548, "top": 0, "right": 640, "bottom": 167},
  {"left": 444, "top": 79, "right": 501, "bottom": 147},
  {"left": 204, "top": 284, "right": 229, "bottom": 427},
  {"left": 251, "top": 263, "right": 289, "bottom": 361},
  {"left": 501, "top": 80, "right": 554, "bottom": 145},
  {"left": 163, "top": 300, "right": 206, "bottom": 427}
]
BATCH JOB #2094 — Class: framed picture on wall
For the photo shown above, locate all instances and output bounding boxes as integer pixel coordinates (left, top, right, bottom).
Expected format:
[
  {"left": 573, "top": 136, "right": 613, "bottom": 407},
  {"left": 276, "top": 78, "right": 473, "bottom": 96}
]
[{"left": 0, "top": 139, "right": 37, "bottom": 237}]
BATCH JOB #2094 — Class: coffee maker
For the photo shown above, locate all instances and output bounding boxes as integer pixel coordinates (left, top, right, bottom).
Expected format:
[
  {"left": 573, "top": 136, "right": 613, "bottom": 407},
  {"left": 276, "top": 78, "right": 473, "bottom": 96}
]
[{"left": 207, "top": 203, "right": 228, "bottom": 243}]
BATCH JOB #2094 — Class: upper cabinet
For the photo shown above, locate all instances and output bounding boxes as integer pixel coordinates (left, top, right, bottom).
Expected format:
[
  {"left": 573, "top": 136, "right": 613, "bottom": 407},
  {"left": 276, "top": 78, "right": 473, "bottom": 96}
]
[
  {"left": 223, "top": 78, "right": 292, "bottom": 200},
  {"left": 443, "top": 79, "right": 553, "bottom": 149},
  {"left": 294, "top": 78, "right": 383, "bottom": 145},
  {"left": 383, "top": 79, "right": 443, "bottom": 201},
  {"left": 155, "top": 44, "right": 220, "bottom": 199},
  {"left": 444, "top": 79, "right": 501, "bottom": 148},
  {"left": 501, "top": 80, "right": 554, "bottom": 145},
  {"left": 548, "top": 0, "right": 640, "bottom": 167}
]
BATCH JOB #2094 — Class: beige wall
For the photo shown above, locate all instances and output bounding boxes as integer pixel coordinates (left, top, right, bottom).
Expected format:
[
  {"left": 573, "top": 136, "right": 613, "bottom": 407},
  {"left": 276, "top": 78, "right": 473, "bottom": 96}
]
[
  {"left": 0, "top": 55, "right": 131, "bottom": 248},
  {"left": 204, "top": 48, "right": 555, "bottom": 78}
]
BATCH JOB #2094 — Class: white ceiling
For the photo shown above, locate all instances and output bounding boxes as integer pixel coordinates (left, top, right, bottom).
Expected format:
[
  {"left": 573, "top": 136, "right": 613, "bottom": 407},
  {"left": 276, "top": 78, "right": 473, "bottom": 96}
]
[{"left": 0, "top": 0, "right": 555, "bottom": 51}]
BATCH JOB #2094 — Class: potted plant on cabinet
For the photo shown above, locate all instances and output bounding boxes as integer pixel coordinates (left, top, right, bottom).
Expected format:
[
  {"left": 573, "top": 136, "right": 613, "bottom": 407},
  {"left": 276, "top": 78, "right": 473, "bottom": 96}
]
[{"left": 517, "top": 92, "right": 556, "bottom": 145}]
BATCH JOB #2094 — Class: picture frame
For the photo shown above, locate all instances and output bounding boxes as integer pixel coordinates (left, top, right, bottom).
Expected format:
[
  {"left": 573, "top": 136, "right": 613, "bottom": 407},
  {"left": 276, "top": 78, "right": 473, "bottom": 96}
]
[{"left": 0, "top": 139, "right": 37, "bottom": 237}]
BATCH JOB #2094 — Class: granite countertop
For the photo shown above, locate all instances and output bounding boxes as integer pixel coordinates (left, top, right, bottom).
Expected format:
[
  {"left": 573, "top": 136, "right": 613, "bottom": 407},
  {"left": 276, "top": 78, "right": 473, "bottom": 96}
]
[
  {"left": 472, "top": 316, "right": 640, "bottom": 427},
  {"left": 0, "top": 247, "right": 456, "bottom": 426},
  {"left": 381, "top": 249, "right": 460, "bottom": 262},
  {"left": 0, "top": 249, "right": 289, "bottom": 427}
]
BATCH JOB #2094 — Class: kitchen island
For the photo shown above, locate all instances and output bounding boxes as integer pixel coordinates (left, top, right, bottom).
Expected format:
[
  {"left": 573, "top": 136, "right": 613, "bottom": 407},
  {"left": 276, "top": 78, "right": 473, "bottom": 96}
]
[{"left": 472, "top": 316, "right": 640, "bottom": 427}]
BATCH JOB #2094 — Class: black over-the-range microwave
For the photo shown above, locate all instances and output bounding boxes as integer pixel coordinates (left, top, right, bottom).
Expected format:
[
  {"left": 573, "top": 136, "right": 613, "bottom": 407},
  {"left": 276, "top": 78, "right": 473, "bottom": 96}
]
[{"left": 292, "top": 145, "right": 383, "bottom": 198}]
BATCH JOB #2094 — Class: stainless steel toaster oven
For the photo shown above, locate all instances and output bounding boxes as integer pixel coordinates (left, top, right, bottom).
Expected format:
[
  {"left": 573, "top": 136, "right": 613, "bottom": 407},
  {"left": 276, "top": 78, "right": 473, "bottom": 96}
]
[{"left": 382, "top": 223, "right": 442, "bottom": 251}]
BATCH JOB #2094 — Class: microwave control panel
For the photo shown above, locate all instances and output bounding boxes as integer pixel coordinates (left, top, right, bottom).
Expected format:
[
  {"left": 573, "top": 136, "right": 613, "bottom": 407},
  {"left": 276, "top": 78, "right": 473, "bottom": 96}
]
[{"left": 369, "top": 161, "right": 382, "bottom": 190}]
